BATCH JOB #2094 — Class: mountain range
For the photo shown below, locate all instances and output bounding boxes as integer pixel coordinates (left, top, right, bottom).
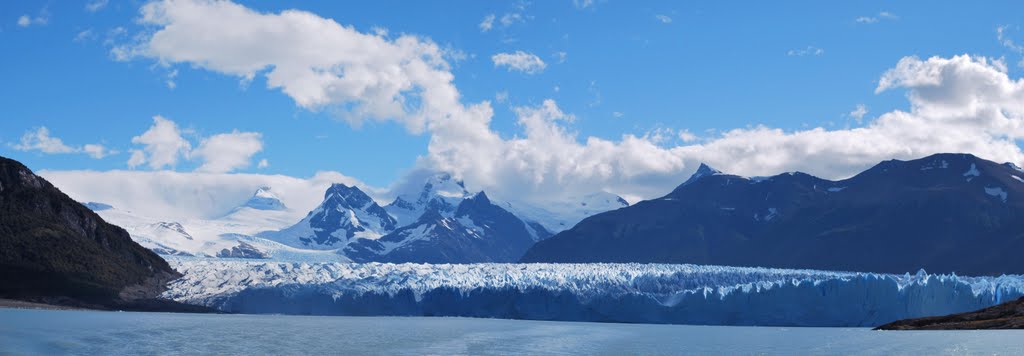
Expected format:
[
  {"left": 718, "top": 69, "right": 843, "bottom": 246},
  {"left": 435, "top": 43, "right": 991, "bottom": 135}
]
[
  {"left": 262, "top": 173, "right": 626, "bottom": 263},
  {"left": 522, "top": 153, "right": 1024, "bottom": 276},
  {"left": 88, "top": 172, "right": 627, "bottom": 263}
]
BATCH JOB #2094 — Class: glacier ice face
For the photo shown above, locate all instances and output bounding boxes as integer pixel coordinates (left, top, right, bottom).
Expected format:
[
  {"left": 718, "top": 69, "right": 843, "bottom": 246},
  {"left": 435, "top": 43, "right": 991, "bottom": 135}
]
[{"left": 164, "top": 259, "right": 1024, "bottom": 327}]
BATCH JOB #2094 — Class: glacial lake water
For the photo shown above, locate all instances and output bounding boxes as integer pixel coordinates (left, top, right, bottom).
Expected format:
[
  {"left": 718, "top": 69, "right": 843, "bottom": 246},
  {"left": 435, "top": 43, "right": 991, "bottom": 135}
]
[{"left": 1, "top": 308, "right": 1022, "bottom": 355}]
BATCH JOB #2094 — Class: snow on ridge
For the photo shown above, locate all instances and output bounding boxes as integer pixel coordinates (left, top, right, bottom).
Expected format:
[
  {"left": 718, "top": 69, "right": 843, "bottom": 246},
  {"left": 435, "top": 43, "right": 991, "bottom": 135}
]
[
  {"left": 963, "top": 163, "right": 980, "bottom": 180},
  {"left": 985, "top": 186, "right": 1008, "bottom": 202}
]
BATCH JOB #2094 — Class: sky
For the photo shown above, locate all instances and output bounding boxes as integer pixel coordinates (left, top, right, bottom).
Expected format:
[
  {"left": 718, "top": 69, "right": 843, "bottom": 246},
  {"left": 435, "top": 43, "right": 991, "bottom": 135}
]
[{"left": 4, "top": 0, "right": 1024, "bottom": 214}]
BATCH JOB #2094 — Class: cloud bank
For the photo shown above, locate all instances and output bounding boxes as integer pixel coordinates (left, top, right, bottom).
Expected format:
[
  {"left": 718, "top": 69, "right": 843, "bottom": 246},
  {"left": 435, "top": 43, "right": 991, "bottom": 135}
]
[{"left": 103, "top": 0, "right": 1024, "bottom": 207}]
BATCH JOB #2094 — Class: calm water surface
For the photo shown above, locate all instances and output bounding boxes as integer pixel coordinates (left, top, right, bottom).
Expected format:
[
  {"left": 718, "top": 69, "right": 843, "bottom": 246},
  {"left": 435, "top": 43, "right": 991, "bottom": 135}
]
[{"left": 1, "top": 308, "right": 1022, "bottom": 355}]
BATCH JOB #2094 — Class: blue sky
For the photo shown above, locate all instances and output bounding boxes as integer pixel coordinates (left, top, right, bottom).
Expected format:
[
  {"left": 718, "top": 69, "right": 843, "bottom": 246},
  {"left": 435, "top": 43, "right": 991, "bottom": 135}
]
[{"left": 4, "top": 0, "right": 1024, "bottom": 201}]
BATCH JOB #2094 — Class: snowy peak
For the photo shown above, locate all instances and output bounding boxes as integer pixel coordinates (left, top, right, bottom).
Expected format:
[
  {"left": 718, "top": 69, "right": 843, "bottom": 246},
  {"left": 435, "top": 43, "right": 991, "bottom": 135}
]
[
  {"left": 347, "top": 189, "right": 536, "bottom": 263},
  {"left": 680, "top": 163, "right": 724, "bottom": 187},
  {"left": 323, "top": 183, "right": 377, "bottom": 210},
  {"left": 386, "top": 172, "right": 470, "bottom": 226},
  {"left": 240, "top": 186, "right": 286, "bottom": 211},
  {"left": 262, "top": 183, "right": 396, "bottom": 250},
  {"left": 499, "top": 191, "right": 630, "bottom": 234}
]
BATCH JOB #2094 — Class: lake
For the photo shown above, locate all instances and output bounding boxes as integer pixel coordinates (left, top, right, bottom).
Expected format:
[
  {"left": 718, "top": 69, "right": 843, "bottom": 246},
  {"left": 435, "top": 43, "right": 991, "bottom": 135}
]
[{"left": 1, "top": 308, "right": 1022, "bottom": 355}]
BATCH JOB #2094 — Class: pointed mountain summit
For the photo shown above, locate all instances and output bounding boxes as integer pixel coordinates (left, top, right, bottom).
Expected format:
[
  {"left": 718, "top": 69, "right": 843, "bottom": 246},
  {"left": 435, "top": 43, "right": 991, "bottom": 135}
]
[
  {"left": 679, "top": 163, "right": 724, "bottom": 187},
  {"left": 261, "top": 183, "right": 396, "bottom": 249},
  {"left": 240, "top": 186, "right": 286, "bottom": 211},
  {"left": 523, "top": 153, "right": 1024, "bottom": 276},
  {"left": 346, "top": 191, "right": 537, "bottom": 263},
  {"left": 385, "top": 173, "right": 470, "bottom": 226}
]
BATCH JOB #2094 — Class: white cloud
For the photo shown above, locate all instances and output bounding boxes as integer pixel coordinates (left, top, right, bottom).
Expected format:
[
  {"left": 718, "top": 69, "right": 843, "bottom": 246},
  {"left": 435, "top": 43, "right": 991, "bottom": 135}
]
[
  {"left": 127, "top": 115, "right": 265, "bottom": 173},
  {"left": 997, "top": 25, "right": 1024, "bottom": 68},
  {"left": 555, "top": 51, "right": 568, "bottom": 64},
  {"left": 192, "top": 131, "right": 264, "bottom": 173},
  {"left": 678, "top": 130, "right": 698, "bottom": 143},
  {"left": 425, "top": 55, "right": 1024, "bottom": 201},
  {"left": 492, "top": 51, "right": 547, "bottom": 74},
  {"left": 479, "top": 14, "right": 495, "bottom": 32},
  {"left": 12, "top": 127, "right": 76, "bottom": 154},
  {"left": 500, "top": 13, "right": 523, "bottom": 27},
  {"left": 40, "top": 170, "right": 368, "bottom": 221},
  {"left": 115, "top": 0, "right": 467, "bottom": 133},
  {"left": 127, "top": 149, "right": 146, "bottom": 168},
  {"left": 573, "top": 0, "right": 595, "bottom": 9},
  {"left": 495, "top": 91, "right": 509, "bottom": 104},
  {"left": 655, "top": 15, "right": 672, "bottom": 24},
  {"left": 74, "top": 29, "right": 96, "bottom": 42},
  {"left": 848, "top": 104, "right": 868, "bottom": 123},
  {"left": 130, "top": 116, "right": 192, "bottom": 169},
  {"left": 612, "top": 111, "right": 624, "bottom": 119},
  {"left": 113, "top": 2, "right": 1024, "bottom": 203},
  {"left": 787, "top": 46, "right": 824, "bottom": 57},
  {"left": 11, "top": 127, "right": 113, "bottom": 159},
  {"left": 856, "top": 11, "right": 898, "bottom": 24},
  {"left": 257, "top": 159, "right": 269, "bottom": 168},
  {"left": 17, "top": 8, "right": 49, "bottom": 27},
  {"left": 86, "top": 0, "right": 109, "bottom": 13},
  {"left": 82, "top": 144, "right": 113, "bottom": 159},
  {"left": 855, "top": 16, "right": 878, "bottom": 24}
]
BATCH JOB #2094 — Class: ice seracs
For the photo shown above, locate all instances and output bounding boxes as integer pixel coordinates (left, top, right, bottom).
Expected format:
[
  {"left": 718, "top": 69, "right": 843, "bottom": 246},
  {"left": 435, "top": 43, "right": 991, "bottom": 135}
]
[{"left": 164, "top": 259, "right": 1024, "bottom": 327}]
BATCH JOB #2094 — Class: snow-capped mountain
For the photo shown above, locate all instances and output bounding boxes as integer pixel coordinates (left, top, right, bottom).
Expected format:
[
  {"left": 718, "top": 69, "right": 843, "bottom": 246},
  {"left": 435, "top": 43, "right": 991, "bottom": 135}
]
[
  {"left": 235, "top": 186, "right": 286, "bottom": 211},
  {"left": 165, "top": 259, "right": 1024, "bottom": 327},
  {"left": 384, "top": 173, "right": 469, "bottom": 226},
  {"left": 89, "top": 186, "right": 349, "bottom": 263},
  {"left": 261, "top": 183, "right": 397, "bottom": 249},
  {"left": 499, "top": 191, "right": 629, "bottom": 234},
  {"left": 345, "top": 192, "right": 538, "bottom": 263},
  {"left": 522, "top": 153, "right": 1024, "bottom": 275}
]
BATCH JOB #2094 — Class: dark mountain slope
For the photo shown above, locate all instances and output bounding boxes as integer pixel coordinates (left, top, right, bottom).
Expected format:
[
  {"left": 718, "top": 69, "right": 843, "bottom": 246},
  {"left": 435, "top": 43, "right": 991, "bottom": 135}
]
[
  {"left": 521, "top": 153, "right": 1024, "bottom": 275},
  {"left": 0, "top": 156, "right": 186, "bottom": 309},
  {"left": 876, "top": 297, "right": 1024, "bottom": 330}
]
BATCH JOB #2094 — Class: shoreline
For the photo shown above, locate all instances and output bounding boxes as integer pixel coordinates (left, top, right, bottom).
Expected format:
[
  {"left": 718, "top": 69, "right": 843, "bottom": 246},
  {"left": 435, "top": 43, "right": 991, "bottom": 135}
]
[{"left": 0, "top": 298, "right": 88, "bottom": 311}]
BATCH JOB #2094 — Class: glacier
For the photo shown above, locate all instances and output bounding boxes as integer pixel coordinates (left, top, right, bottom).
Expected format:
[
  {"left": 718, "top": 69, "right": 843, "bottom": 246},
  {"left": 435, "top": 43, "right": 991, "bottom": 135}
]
[{"left": 163, "top": 259, "right": 1024, "bottom": 327}]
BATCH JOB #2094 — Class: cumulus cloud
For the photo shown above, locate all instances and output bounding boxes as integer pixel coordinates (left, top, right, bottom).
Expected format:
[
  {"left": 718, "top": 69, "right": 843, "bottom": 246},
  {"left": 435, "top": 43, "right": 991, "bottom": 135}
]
[
  {"left": 192, "top": 131, "right": 264, "bottom": 173},
  {"left": 130, "top": 116, "right": 192, "bottom": 169},
  {"left": 82, "top": 144, "right": 113, "bottom": 159},
  {"left": 655, "top": 15, "right": 672, "bottom": 24},
  {"left": 127, "top": 115, "right": 265, "bottom": 173},
  {"left": 11, "top": 127, "right": 113, "bottom": 159},
  {"left": 12, "top": 127, "right": 76, "bottom": 154},
  {"left": 113, "top": 1, "right": 1024, "bottom": 203},
  {"left": 427, "top": 55, "right": 1024, "bottom": 201},
  {"left": 114, "top": 0, "right": 473, "bottom": 134},
  {"left": 492, "top": 51, "right": 547, "bottom": 74}
]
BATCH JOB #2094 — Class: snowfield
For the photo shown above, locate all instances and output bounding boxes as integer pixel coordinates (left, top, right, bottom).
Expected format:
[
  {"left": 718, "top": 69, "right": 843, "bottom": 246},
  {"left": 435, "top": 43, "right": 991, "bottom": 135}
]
[{"left": 164, "top": 259, "right": 1024, "bottom": 327}]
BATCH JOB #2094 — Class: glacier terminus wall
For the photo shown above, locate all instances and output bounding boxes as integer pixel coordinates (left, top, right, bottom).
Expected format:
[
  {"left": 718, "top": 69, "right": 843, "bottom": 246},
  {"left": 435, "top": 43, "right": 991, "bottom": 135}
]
[{"left": 164, "top": 259, "right": 1024, "bottom": 327}]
